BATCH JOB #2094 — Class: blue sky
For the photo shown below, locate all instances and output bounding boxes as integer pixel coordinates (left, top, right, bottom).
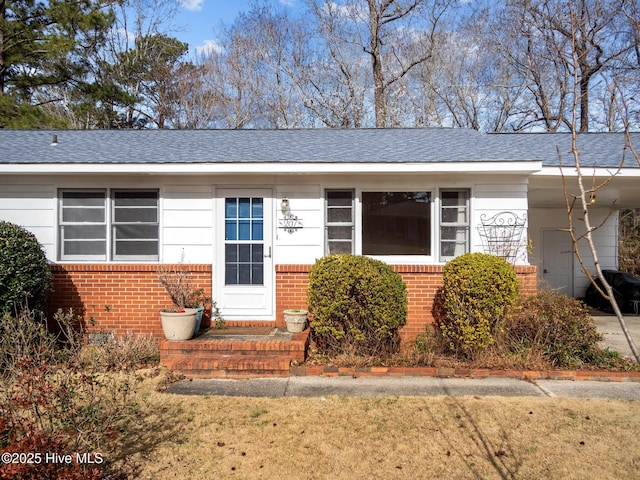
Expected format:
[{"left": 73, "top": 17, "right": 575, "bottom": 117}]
[{"left": 173, "top": 0, "right": 297, "bottom": 56}]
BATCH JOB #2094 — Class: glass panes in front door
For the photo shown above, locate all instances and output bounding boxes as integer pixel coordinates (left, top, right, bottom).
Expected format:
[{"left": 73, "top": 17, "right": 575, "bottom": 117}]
[{"left": 225, "top": 197, "right": 264, "bottom": 285}]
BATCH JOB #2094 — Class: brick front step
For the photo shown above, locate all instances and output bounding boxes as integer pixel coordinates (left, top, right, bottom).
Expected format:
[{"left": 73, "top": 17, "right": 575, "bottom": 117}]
[
  {"left": 163, "top": 355, "right": 292, "bottom": 378},
  {"left": 159, "top": 327, "right": 309, "bottom": 378}
]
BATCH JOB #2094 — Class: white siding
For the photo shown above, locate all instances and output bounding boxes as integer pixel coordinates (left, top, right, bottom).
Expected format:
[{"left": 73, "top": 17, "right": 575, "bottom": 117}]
[
  {"left": 0, "top": 183, "right": 55, "bottom": 260},
  {"left": 529, "top": 207, "right": 618, "bottom": 296},
  {"left": 472, "top": 181, "right": 529, "bottom": 265},
  {"left": 274, "top": 184, "right": 323, "bottom": 264},
  {"left": 162, "top": 185, "right": 214, "bottom": 263}
]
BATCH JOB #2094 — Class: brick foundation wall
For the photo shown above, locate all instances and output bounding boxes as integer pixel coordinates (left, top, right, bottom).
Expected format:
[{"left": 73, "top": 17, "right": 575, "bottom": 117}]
[
  {"left": 48, "top": 262, "right": 537, "bottom": 342},
  {"left": 276, "top": 264, "right": 538, "bottom": 345},
  {"left": 48, "top": 264, "right": 212, "bottom": 337}
]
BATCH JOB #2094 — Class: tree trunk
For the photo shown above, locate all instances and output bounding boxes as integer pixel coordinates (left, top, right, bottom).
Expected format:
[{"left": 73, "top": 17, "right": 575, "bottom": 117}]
[{"left": 368, "top": 0, "right": 386, "bottom": 128}]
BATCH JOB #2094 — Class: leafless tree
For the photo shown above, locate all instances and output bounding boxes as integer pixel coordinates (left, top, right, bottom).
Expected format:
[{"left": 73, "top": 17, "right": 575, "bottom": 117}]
[
  {"left": 305, "top": 0, "right": 456, "bottom": 128},
  {"left": 487, "top": 0, "right": 640, "bottom": 132},
  {"left": 161, "top": 62, "right": 219, "bottom": 129},
  {"left": 560, "top": 10, "right": 640, "bottom": 362}
]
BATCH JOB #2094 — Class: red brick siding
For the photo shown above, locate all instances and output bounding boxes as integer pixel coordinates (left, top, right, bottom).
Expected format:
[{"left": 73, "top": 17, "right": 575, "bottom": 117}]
[
  {"left": 48, "top": 264, "right": 212, "bottom": 337},
  {"left": 276, "top": 264, "right": 538, "bottom": 345},
  {"left": 48, "top": 263, "right": 537, "bottom": 342}
]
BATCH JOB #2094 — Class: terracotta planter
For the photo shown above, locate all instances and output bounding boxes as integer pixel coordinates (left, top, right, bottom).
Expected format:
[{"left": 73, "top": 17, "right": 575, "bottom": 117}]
[
  {"left": 160, "top": 308, "right": 197, "bottom": 341},
  {"left": 284, "top": 309, "right": 308, "bottom": 333}
]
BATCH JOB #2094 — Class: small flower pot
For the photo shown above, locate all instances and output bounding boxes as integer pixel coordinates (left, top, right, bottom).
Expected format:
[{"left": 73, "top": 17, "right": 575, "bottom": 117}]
[{"left": 284, "top": 309, "right": 308, "bottom": 333}]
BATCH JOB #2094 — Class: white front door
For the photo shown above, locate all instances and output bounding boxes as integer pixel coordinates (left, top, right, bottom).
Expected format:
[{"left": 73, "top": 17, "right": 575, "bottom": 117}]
[
  {"left": 542, "top": 229, "right": 574, "bottom": 296},
  {"left": 216, "top": 189, "right": 273, "bottom": 320}
]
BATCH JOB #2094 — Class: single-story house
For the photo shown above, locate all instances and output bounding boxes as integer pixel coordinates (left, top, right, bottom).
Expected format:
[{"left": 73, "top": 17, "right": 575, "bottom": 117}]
[{"left": 1, "top": 128, "right": 638, "bottom": 343}]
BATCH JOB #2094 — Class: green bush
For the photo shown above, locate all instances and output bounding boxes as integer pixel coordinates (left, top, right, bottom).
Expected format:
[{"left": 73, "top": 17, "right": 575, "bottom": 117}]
[
  {"left": 0, "top": 221, "right": 52, "bottom": 314},
  {"left": 504, "top": 291, "right": 604, "bottom": 368},
  {"left": 438, "top": 253, "right": 519, "bottom": 357},
  {"left": 307, "top": 254, "right": 407, "bottom": 356}
]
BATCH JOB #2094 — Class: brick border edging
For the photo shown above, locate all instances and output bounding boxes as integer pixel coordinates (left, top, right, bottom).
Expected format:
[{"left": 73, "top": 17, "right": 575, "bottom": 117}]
[{"left": 289, "top": 365, "right": 640, "bottom": 382}]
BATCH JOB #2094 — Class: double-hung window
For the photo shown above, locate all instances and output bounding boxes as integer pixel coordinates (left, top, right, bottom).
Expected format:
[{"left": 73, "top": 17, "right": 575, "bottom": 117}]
[
  {"left": 324, "top": 188, "right": 470, "bottom": 261},
  {"left": 325, "top": 190, "right": 355, "bottom": 254},
  {"left": 59, "top": 189, "right": 159, "bottom": 261},
  {"left": 439, "top": 189, "right": 470, "bottom": 261}
]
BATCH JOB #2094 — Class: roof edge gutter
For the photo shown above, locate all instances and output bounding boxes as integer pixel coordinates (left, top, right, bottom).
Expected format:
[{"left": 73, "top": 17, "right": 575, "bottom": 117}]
[{"left": 0, "top": 161, "right": 542, "bottom": 175}]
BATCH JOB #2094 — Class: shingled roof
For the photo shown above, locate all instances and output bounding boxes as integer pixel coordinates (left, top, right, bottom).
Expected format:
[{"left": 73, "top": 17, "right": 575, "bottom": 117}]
[{"left": 0, "top": 128, "right": 637, "bottom": 168}]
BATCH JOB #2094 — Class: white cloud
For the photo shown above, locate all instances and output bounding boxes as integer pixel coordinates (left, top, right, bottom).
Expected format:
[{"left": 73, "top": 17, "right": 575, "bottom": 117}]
[
  {"left": 178, "top": 0, "right": 204, "bottom": 12},
  {"left": 195, "top": 39, "right": 225, "bottom": 55}
]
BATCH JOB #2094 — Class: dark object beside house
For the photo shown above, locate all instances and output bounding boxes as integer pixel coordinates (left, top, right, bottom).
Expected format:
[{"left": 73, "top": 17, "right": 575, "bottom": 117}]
[{"left": 584, "top": 270, "right": 640, "bottom": 314}]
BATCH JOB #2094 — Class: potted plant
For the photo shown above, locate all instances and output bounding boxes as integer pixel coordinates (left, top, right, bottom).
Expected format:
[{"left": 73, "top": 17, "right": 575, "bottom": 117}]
[
  {"left": 158, "top": 266, "right": 199, "bottom": 341},
  {"left": 187, "top": 288, "right": 227, "bottom": 335},
  {"left": 284, "top": 308, "right": 308, "bottom": 333}
]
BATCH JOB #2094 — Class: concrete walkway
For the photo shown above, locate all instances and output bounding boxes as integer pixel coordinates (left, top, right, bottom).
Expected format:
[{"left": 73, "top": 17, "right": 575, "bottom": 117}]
[
  {"left": 167, "top": 375, "right": 640, "bottom": 400},
  {"left": 166, "top": 313, "right": 640, "bottom": 400},
  {"left": 592, "top": 314, "right": 640, "bottom": 361}
]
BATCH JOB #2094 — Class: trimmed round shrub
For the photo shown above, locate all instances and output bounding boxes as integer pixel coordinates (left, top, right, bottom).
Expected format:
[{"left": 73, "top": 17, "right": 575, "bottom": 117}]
[
  {"left": 504, "top": 291, "right": 604, "bottom": 368},
  {"left": 0, "top": 221, "right": 52, "bottom": 313},
  {"left": 438, "top": 253, "right": 519, "bottom": 357},
  {"left": 307, "top": 254, "right": 407, "bottom": 356}
]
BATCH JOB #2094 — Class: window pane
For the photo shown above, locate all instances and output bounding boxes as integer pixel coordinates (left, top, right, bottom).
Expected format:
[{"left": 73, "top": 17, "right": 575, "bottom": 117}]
[
  {"left": 114, "top": 191, "right": 157, "bottom": 206},
  {"left": 442, "top": 207, "right": 467, "bottom": 223},
  {"left": 252, "top": 220, "right": 263, "bottom": 240},
  {"left": 327, "top": 208, "right": 352, "bottom": 223},
  {"left": 252, "top": 264, "right": 264, "bottom": 285},
  {"left": 238, "top": 244, "right": 251, "bottom": 262},
  {"left": 113, "top": 208, "right": 158, "bottom": 223},
  {"left": 114, "top": 240, "right": 158, "bottom": 256},
  {"left": 114, "top": 208, "right": 157, "bottom": 223},
  {"left": 225, "top": 244, "right": 237, "bottom": 262},
  {"left": 62, "top": 207, "right": 105, "bottom": 223},
  {"left": 252, "top": 199, "right": 263, "bottom": 218},
  {"left": 362, "top": 192, "right": 431, "bottom": 255},
  {"left": 64, "top": 240, "right": 106, "bottom": 256},
  {"left": 327, "top": 190, "right": 353, "bottom": 206},
  {"left": 327, "top": 226, "right": 352, "bottom": 240},
  {"left": 225, "top": 198, "right": 237, "bottom": 218},
  {"left": 239, "top": 198, "right": 251, "bottom": 218},
  {"left": 114, "top": 224, "right": 158, "bottom": 240},
  {"left": 226, "top": 264, "right": 238, "bottom": 285},
  {"left": 239, "top": 265, "right": 251, "bottom": 284},
  {"left": 328, "top": 241, "right": 352, "bottom": 254},
  {"left": 252, "top": 244, "right": 263, "bottom": 262},
  {"left": 225, "top": 220, "right": 237, "bottom": 240},
  {"left": 62, "top": 225, "right": 105, "bottom": 240},
  {"left": 239, "top": 220, "right": 251, "bottom": 240},
  {"left": 62, "top": 191, "right": 105, "bottom": 207},
  {"left": 441, "top": 226, "right": 468, "bottom": 241},
  {"left": 441, "top": 190, "right": 467, "bottom": 206}
]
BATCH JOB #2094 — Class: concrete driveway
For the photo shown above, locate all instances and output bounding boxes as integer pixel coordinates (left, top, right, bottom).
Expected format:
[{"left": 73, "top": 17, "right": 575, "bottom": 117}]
[{"left": 592, "top": 312, "right": 640, "bottom": 362}]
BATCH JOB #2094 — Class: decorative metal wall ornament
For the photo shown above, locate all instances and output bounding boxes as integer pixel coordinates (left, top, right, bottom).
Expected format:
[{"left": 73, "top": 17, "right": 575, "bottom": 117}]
[
  {"left": 279, "top": 197, "right": 303, "bottom": 233},
  {"left": 477, "top": 211, "right": 527, "bottom": 264}
]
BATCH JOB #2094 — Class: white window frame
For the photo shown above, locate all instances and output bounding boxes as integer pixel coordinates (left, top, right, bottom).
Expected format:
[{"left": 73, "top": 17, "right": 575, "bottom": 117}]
[
  {"left": 324, "top": 189, "right": 355, "bottom": 255},
  {"left": 359, "top": 190, "right": 434, "bottom": 263},
  {"left": 323, "top": 187, "right": 472, "bottom": 264},
  {"left": 439, "top": 188, "right": 471, "bottom": 262},
  {"left": 58, "top": 188, "right": 159, "bottom": 262}
]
